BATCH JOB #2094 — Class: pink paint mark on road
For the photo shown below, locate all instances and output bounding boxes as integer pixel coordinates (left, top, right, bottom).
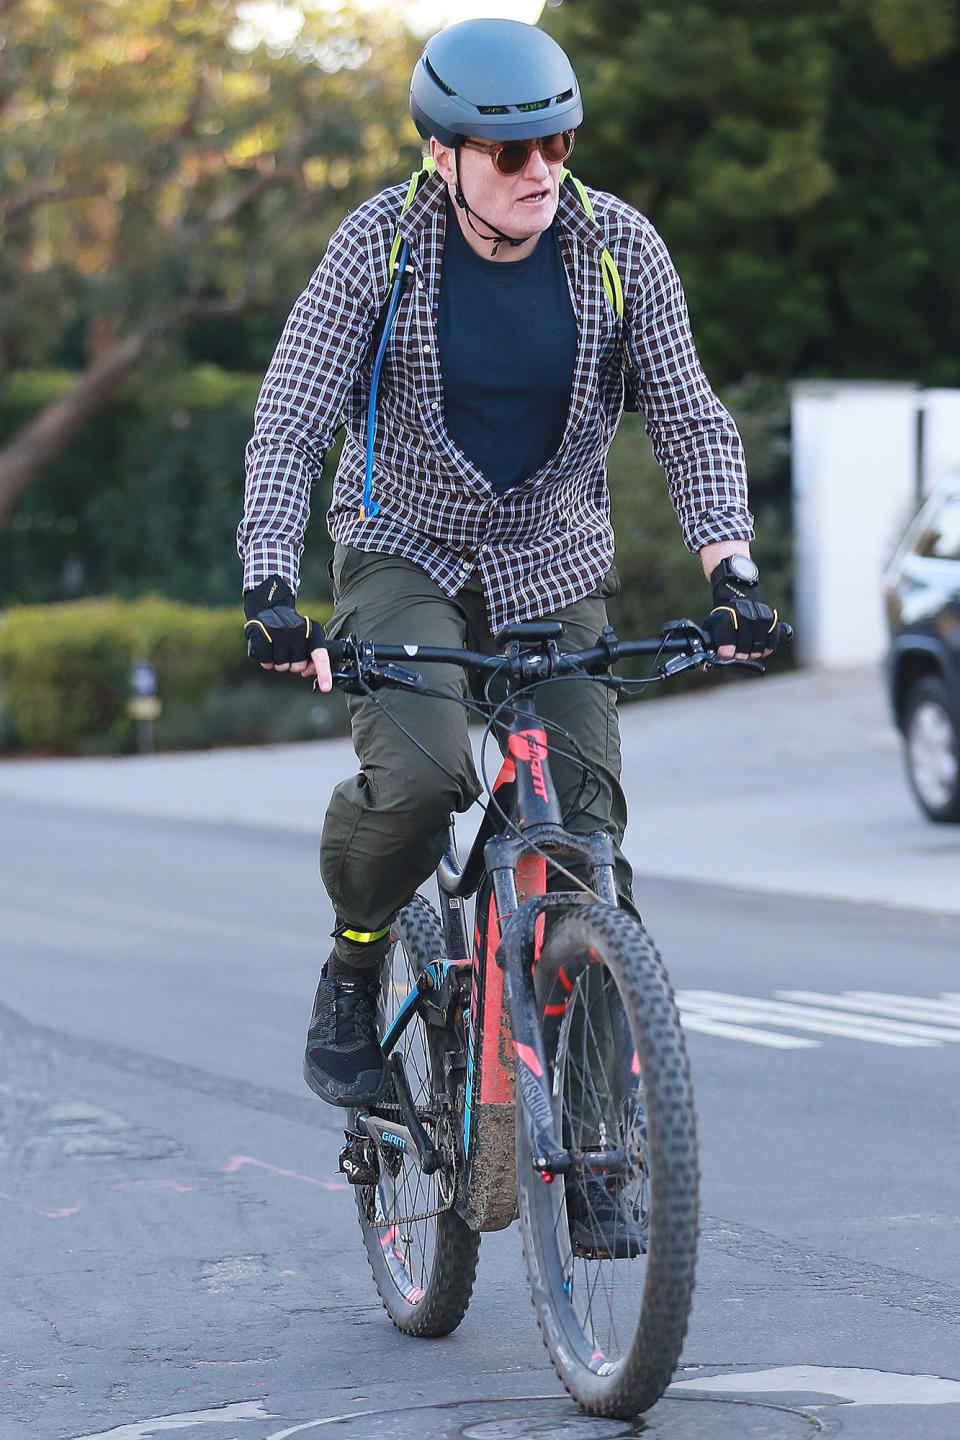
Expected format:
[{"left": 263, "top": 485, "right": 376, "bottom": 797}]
[
  {"left": 219, "top": 1155, "right": 348, "bottom": 1191},
  {"left": 0, "top": 1156, "right": 346, "bottom": 1221},
  {"left": 0, "top": 1189, "right": 83, "bottom": 1219},
  {"left": 110, "top": 1179, "right": 197, "bottom": 1193}
]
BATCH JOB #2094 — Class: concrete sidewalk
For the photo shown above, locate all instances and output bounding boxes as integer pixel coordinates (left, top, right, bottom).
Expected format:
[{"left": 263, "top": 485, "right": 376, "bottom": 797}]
[{"left": 1, "top": 664, "right": 957, "bottom": 916}]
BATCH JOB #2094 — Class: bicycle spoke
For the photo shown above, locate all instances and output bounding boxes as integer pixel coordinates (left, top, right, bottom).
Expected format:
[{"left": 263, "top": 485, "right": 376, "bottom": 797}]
[
  {"left": 356, "top": 896, "right": 478, "bottom": 1337},
  {"left": 545, "top": 957, "right": 653, "bottom": 1363}
]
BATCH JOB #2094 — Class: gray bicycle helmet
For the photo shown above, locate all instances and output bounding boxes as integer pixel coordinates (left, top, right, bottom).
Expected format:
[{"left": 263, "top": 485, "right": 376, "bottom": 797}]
[{"left": 410, "top": 18, "right": 583, "bottom": 146}]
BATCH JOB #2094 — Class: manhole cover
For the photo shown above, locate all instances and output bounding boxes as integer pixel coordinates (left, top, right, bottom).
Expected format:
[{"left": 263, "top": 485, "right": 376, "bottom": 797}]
[{"left": 269, "top": 1394, "right": 819, "bottom": 1438}]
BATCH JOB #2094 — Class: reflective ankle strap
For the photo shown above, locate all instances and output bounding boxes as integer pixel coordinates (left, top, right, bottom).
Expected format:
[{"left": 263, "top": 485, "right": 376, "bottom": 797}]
[{"left": 340, "top": 925, "right": 391, "bottom": 945}]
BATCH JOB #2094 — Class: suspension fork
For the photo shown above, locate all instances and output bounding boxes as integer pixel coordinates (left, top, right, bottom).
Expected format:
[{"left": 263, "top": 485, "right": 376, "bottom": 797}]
[
  {"left": 488, "top": 825, "right": 621, "bottom": 1176},
  {"left": 494, "top": 892, "right": 585, "bottom": 1175}
]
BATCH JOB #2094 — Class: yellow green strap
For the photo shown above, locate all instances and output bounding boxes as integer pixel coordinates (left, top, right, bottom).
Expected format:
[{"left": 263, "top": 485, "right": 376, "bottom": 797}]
[
  {"left": 388, "top": 157, "right": 436, "bottom": 279},
  {"left": 600, "top": 248, "right": 624, "bottom": 317},
  {"left": 341, "top": 925, "right": 391, "bottom": 944},
  {"left": 559, "top": 168, "right": 624, "bottom": 318}
]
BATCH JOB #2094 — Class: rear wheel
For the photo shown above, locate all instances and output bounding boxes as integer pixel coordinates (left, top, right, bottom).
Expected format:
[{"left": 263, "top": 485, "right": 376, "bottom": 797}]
[
  {"left": 356, "top": 895, "right": 480, "bottom": 1336},
  {"left": 517, "top": 904, "right": 699, "bottom": 1417},
  {"left": 904, "top": 675, "right": 960, "bottom": 823}
]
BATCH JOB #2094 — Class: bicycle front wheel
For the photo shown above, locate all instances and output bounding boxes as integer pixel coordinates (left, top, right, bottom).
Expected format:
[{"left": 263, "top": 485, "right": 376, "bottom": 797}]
[
  {"left": 516, "top": 903, "right": 699, "bottom": 1417},
  {"left": 356, "top": 895, "right": 480, "bottom": 1337}
]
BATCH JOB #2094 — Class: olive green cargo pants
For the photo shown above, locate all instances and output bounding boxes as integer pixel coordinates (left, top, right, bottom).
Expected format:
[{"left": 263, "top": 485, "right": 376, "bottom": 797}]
[{"left": 319, "top": 545, "right": 634, "bottom": 962}]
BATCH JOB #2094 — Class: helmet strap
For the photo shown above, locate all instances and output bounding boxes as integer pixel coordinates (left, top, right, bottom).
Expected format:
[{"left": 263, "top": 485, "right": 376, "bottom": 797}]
[{"left": 454, "top": 146, "right": 528, "bottom": 258}]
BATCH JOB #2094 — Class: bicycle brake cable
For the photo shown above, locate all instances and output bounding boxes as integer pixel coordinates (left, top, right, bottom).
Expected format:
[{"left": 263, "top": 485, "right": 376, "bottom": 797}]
[
  {"left": 349, "top": 669, "right": 601, "bottom": 899},
  {"left": 347, "top": 670, "right": 510, "bottom": 822},
  {"left": 475, "top": 679, "right": 607, "bottom": 901},
  {"left": 478, "top": 674, "right": 603, "bottom": 830},
  {"left": 347, "top": 655, "right": 637, "bottom": 903}
]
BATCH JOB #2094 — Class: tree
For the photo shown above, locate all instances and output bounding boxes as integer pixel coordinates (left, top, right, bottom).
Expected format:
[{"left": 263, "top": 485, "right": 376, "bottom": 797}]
[
  {"left": 0, "top": 0, "right": 423, "bottom": 527},
  {"left": 543, "top": 0, "right": 960, "bottom": 384}
]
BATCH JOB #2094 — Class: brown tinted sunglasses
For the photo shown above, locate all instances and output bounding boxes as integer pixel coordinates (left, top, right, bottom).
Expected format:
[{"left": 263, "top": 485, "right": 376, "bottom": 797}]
[{"left": 459, "top": 131, "right": 576, "bottom": 176}]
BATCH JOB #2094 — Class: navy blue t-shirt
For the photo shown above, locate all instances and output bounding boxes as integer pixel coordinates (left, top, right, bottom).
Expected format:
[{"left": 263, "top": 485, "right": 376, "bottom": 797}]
[{"left": 437, "top": 199, "right": 578, "bottom": 494}]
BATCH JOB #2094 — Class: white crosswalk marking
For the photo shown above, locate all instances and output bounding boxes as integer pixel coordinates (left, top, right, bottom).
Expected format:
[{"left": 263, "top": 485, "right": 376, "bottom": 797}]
[
  {"left": 679, "top": 1014, "right": 820, "bottom": 1049},
  {"left": 777, "top": 991, "right": 960, "bottom": 1032},
  {"left": 675, "top": 990, "right": 960, "bottom": 1050},
  {"left": 852, "top": 992, "right": 960, "bottom": 1022}
]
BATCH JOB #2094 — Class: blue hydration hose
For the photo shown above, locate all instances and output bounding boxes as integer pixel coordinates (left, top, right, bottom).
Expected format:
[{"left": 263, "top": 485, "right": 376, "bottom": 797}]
[{"left": 361, "top": 238, "right": 411, "bottom": 519}]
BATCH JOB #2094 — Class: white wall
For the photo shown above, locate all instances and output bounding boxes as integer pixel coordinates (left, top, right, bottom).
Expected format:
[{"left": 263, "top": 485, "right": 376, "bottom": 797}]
[
  {"left": 791, "top": 381, "right": 925, "bottom": 668},
  {"left": 921, "top": 389, "right": 960, "bottom": 496}
]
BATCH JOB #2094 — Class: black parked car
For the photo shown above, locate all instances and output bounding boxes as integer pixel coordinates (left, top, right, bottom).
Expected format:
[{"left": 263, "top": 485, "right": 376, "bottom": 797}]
[{"left": 884, "top": 474, "right": 960, "bottom": 823}]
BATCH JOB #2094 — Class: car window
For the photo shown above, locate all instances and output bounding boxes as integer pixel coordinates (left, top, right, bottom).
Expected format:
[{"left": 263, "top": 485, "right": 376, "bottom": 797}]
[{"left": 914, "top": 498, "right": 960, "bottom": 561}]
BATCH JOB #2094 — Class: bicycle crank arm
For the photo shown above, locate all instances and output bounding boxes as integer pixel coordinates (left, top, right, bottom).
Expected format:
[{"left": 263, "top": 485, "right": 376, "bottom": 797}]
[
  {"left": 357, "top": 1113, "right": 420, "bottom": 1166},
  {"left": 387, "top": 1053, "right": 439, "bottom": 1175}
]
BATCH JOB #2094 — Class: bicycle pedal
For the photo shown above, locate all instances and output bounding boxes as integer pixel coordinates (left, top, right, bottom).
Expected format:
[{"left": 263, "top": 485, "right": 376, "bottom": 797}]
[{"left": 339, "top": 1131, "right": 378, "bottom": 1187}]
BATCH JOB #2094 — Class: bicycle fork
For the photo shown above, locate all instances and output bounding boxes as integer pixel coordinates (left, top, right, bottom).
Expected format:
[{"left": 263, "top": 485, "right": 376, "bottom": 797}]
[{"left": 488, "top": 824, "right": 621, "bottom": 1180}]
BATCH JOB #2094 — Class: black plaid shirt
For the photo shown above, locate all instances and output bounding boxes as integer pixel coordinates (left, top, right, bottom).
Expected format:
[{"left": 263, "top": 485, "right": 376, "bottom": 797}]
[{"left": 240, "top": 169, "right": 752, "bottom": 632}]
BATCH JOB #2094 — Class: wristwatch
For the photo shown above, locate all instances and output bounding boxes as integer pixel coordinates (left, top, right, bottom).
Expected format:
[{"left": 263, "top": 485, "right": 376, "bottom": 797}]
[{"left": 711, "top": 555, "right": 759, "bottom": 590}]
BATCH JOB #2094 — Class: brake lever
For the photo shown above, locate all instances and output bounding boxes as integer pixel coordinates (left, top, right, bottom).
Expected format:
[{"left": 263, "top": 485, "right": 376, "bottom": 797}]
[
  {"left": 706, "top": 656, "right": 766, "bottom": 674},
  {"left": 661, "top": 649, "right": 765, "bottom": 678},
  {"left": 327, "top": 666, "right": 365, "bottom": 695}
]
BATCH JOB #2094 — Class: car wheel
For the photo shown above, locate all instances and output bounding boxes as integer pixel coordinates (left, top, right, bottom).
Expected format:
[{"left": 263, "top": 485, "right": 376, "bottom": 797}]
[{"left": 903, "top": 675, "right": 960, "bottom": 823}]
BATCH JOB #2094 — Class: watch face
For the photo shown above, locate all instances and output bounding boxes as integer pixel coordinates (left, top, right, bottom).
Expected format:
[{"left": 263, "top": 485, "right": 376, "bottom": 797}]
[{"left": 729, "top": 555, "right": 759, "bottom": 584}]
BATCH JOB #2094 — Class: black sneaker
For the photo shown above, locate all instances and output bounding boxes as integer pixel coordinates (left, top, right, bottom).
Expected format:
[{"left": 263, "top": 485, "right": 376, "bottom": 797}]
[
  {"left": 303, "top": 965, "right": 390, "bottom": 1108},
  {"left": 565, "top": 1170, "right": 648, "bottom": 1259}
]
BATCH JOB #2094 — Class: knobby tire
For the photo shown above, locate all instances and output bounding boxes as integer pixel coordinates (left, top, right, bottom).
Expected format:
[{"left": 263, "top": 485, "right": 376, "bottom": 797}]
[{"left": 516, "top": 903, "right": 699, "bottom": 1417}]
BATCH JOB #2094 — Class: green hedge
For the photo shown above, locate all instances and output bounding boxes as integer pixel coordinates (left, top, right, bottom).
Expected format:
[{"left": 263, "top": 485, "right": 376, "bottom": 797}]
[{"left": 0, "top": 595, "right": 340, "bottom": 754}]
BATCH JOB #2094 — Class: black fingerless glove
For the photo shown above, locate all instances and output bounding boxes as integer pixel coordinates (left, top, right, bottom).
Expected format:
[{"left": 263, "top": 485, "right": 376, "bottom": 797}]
[
  {"left": 243, "top": 574, "right": 323, "bottom": 665},
  {"left": 704, "top": 558, "right": 780, "bottom": 654}
]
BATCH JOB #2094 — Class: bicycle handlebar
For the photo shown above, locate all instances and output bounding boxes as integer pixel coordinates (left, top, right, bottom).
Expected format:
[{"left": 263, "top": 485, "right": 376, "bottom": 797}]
[{"left": 309, "top": 618, "right": 794, "bottom": 695}]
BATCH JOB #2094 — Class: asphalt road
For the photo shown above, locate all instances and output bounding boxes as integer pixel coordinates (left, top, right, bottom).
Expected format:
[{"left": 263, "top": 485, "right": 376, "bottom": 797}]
[{"left": 2, "top": 663, "right": 960, "bottom": 1440}]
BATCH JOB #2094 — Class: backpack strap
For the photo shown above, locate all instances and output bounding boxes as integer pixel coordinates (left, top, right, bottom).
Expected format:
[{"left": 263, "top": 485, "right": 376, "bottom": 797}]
[
  {"left": 387, "top": 157, "right": 436, "bottom": 280},
  {"left": 559, "top": 169, "right": 624, "bottom": 319}
]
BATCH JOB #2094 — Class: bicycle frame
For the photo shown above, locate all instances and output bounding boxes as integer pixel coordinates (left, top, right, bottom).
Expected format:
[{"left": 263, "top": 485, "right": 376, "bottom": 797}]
[{"left": 433, "top": 689, "right": 622, "bottom": 1224}]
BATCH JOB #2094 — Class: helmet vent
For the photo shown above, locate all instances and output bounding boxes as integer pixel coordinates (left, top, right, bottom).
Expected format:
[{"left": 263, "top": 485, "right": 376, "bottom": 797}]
[
  {"left": 477, "top": 104, "right": 510, "bottom": 114},
  {"left": 516, "top": 98, "right": 551, "bottom": 113},
  {"left": 424, "top": 56, "right": 456, "bottom": 97}
]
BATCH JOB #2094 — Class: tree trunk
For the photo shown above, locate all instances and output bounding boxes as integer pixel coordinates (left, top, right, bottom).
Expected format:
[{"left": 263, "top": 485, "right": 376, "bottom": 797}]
[{"left": 0, "top": 330, "right": 148, "bottom": 528}]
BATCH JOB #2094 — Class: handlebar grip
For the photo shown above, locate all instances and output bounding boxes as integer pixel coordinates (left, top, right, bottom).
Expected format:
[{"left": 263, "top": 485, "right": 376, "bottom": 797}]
[
  {"left": 304, "top": 627, "right": 342, "bottom": 665},
  {"left": 775, "top": 621, "right": 794, "bottom": 650}
]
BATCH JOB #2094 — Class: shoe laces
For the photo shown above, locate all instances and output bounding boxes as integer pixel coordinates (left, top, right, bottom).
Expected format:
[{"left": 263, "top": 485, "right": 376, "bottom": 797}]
[{"left": 320, "top": 976, "right": 378, "bottom": 1049}]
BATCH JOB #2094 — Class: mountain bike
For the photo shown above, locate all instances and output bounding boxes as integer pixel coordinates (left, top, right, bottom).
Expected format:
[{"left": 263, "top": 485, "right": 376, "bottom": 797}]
[{"left": 324, "top": 617, "right": 780, "bottom": 1418}]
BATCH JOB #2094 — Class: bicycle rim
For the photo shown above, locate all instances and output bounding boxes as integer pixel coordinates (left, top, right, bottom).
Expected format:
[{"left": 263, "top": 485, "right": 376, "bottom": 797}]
[{"left": 517, "top": 904, "right": 699, "bottom": 1416}]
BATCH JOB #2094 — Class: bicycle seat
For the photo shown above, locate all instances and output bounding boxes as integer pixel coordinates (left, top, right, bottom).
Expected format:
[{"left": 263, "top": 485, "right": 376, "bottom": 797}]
[{"left": 494, "top": 621, "right": 564, "bottom": 646}]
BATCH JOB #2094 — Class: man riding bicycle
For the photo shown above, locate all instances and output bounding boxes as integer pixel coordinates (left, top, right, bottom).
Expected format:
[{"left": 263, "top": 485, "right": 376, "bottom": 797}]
[{"left": 238, "top": 20, "right": 784, "bottom": 1113}]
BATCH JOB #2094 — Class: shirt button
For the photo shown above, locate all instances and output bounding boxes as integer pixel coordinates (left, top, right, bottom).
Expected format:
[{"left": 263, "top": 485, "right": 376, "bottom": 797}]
[
  {"left": 422, "top": 343, "right": 431, "bottom": 353},
  {"left": 431, "top": 402, "right": 439, "bottom": 410},
  {"left": 480, "top": 543, "right": 489, "bottom": 554}
]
